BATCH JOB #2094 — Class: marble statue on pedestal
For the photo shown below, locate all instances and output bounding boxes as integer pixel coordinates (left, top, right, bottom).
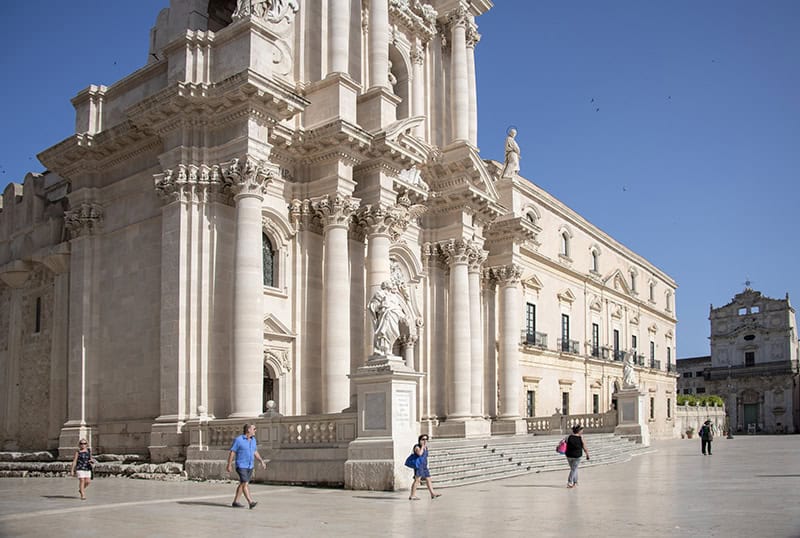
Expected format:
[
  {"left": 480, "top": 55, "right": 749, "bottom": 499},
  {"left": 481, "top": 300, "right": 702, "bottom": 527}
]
[
  {"left": 500, "top": 128, "right": 521, "bottom": 178},
  {"left": 623, "top": 354, "right": 638, "bottom": 388}
]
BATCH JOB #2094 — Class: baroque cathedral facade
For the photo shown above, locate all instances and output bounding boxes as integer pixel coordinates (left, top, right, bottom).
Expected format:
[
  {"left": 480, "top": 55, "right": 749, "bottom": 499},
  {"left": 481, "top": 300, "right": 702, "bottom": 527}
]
[{"left": 0, "top": 0, "right": 678, "bottom": 461}]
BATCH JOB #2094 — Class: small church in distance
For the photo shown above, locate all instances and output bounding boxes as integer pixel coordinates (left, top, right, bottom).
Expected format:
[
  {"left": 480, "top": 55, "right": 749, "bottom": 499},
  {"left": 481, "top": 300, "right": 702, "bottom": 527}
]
[{"left": 678, "top": 287, "right": 800, "bottom": 434}]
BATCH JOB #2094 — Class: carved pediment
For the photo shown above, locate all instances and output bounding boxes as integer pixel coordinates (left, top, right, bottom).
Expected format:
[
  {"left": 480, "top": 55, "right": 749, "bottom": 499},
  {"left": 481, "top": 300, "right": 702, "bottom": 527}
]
[
  {"left": 264, "top": 313, "right": 295, "bottom": 340},
  {"left": 557, "top": 288, "right": 576, "bottom": 304},
  {"left": 603, "top": 269, "right": 632, "bottom": 296},
  {"left": 589, "top": 295, "right": 602, "bottom": 312},
  {"left": 521, "top": 273, "right": 543, "bottom": 291}
]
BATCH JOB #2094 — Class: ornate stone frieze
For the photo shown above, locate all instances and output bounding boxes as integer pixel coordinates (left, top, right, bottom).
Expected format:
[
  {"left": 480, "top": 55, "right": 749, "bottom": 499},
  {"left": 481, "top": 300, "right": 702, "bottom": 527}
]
[
  {"left": 389, "top": 0, "right": 438, "bottom": 42},
  {"left": 488, "top": 264, "right": 522, "bottom": 286},
  {"left": 153, "top": 164, "right": 230, "bottom": 205},
  {"left": 446, "top": 2, "right": 469, "bottom": 29},
  {"left": 222, "top": 157, "right": 274, "bottom": 200},
  {"left": 233, "top": 0, "right": 300, "bottom": 23},
  {"left": 64, "top": 203, "right": 103, "bottom": 238},
  {"left": 466, "top": 23, "right": 480, "bottom": 48},
  {"left": 310, "top": 193, "right": 359, "bottom": 229}
]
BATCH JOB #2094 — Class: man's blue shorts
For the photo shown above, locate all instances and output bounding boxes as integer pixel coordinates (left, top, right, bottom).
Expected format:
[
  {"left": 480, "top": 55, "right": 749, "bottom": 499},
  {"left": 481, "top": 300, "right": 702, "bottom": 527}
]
[{"left": 236, "top": 467, "right": 253, "bottom": 483}]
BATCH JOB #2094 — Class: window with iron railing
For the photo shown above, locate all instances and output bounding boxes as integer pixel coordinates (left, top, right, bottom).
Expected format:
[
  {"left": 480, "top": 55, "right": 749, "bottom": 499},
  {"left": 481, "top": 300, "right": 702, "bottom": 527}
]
[
  {"left": 521, "top": 330, "right": 548, "bottom": 349},
  {"left": 557, "top": 338, "right": 580, "bottom": 354},
  {"left": 591, "top": 323, "right": 600, "bottom": 357}
]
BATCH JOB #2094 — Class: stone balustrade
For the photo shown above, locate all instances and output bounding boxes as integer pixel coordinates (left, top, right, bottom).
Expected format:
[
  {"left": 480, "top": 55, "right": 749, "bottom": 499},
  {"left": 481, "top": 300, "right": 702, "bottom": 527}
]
[{"left": 526, "top": 411, "right": 618, "bottom": 435}]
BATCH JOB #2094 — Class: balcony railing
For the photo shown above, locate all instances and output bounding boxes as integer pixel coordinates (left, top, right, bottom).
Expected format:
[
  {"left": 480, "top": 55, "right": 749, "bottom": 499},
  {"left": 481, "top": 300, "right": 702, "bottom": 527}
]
[
  {"left": 557, "top": 338, "right": 580, "bottom": 354},
  {"left": 613, "top": 349, "right": 625, "bottom": 362},
  {"left": 521, "top": 330, "right": 548, "bottom": 349},
  {"left": 650, "top": 359, "right": 662, "bottom": 370}
]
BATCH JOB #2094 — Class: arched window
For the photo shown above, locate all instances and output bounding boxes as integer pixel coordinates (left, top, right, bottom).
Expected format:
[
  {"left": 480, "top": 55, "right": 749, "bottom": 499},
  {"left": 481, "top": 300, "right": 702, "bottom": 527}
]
[
  {"left": 263, "top": 233, "right": 275, "bottom": 287},
  {"left": 561, "top": 232, "right": 570, "bottom": 257},
  {"left": 591, "top": 250, "right": 599, "bottom": 273},
  {"left": 630, "top": 270, "right": 637, "bottom": 293}
]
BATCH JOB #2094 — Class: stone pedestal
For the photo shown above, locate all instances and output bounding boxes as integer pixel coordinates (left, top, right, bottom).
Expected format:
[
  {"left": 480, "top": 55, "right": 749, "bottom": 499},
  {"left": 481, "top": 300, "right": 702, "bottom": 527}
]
[
  {"left": 436, "top": 418, "right": 492, "bottom": 438},
  {"left": 613, "top": 388, "right": 651, "bottom": 446},
  {"left": 490, "top": 419, "right": 528, "bottom": 436},
  {"left": 344, "top": 357, "right": 423, "bottom": 491},
  {"left": 303, "top": 74, "right": 360, "bottom": 128},
  {"left": 148, "top": 419, "right": 187, "bottom": 463},
  {"left": 356, "top": 87, "right": 400, "bottom": 132}
]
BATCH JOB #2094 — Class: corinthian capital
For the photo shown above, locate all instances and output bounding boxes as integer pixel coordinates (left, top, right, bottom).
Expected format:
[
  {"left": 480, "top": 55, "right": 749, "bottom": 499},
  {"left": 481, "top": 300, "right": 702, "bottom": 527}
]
[
  {"left": 440, "top": 239, "right": 470, "bottom": 266},
  {"left": 466, "top": 23, "right": 480, "bottom": 47},
  {"left": 312, "top": 193, "right": 359, "bottom": 228},
  {"left": 468, "top": 245, "right": 488, "bottom": 273},
  {"left": 64, "top": 203, "right": 104, "bottom": 239},
  {"left": 154, "top": 164, "right": 227, "bottom": 204},
  {"left": 447, "top": 2, "right": 469, "bottom": 29},
  {"left": 222, "top": 157, "right": 273, "bottom": 200},
  {"left": 488, "top": 264, "right": 522, "bottom": 286}
]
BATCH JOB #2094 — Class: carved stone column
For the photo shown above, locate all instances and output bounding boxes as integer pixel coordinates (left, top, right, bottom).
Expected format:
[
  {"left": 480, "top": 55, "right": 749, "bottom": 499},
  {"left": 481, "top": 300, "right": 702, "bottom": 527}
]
[
  {"left": 0, "top": 262, "right": 30, "bottom": 450},
  {"left": 357, "top": 205, "right": 394, "bottom": 311},
  {"left": 314, "top": 194, "right": 359, "bottom": 413},
  {"left": 226, "top": 158, "right": 271, "bottom": 418},
  {"left": 466, "top": 23, "right": 480, "bottom": 146},
  {"left": 59, "top": 202, "right": 104, "bottom": 456},
  {"left": 411, "top": 43, "right": 426, "bottom": 137},
  {"left": 368, "top": 0, "right": 390, "bottom": 89},
  {"left": 448, "top": 3, "right": 470, "bottom": 143},
  {"left": 442, "top": 240, "right": 472, "bottom": 420},
  {"left": 468, "top": 247, "right": 487, "bottom": 418},
  {"left": 482, "top": 270, "right": 498, "bottom": 418},
  {"left": 493, "top": 264, "right": 522, "bottom": 420},
  {"left": 329, "top": 0, "right": 350, "bottom": 75}
]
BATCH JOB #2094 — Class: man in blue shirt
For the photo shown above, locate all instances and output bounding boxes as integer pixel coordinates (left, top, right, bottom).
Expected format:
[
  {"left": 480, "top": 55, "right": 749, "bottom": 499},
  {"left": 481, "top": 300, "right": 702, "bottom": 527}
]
[{"left": 226, "top": 424, "right": 268, "bottom": 508}]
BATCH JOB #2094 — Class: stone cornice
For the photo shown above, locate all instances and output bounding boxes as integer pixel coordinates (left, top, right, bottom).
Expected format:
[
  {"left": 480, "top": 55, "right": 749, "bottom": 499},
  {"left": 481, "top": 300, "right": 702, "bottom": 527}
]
[
  {"left": 292, "top": 119, "right": 373, "bottom": 166},
  {"left": 484, "top": 216, "right": 541, "bottom": 248}
]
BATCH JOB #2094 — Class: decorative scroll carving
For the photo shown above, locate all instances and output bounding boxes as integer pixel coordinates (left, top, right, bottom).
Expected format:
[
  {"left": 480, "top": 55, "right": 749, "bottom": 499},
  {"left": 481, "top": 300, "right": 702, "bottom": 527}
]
[
  {"left": 410, "top": 45, "right": 425, "bottom": 65},
  {"left": 467, "top": 245, "right": 488, "bottom": 273},
  {"left": 488, "top": 264, "right": 522, "bottom": 286},
  {"left": 153, "top": 164, "right": 229, "bottom": 205},
  {"left": 233, "top": 0, "right": 300, "bottom": 23},
  {"left": 311, "top": 193, "right": 359, "bottom": 228},
  {"left": 64, "top": 203, "right": 104, "bottom": 238},
  {"left": 222, "top": 157, "right": 273, "bottom": 199},
  {"left": 446, "top": 2, "right": 469, "bottom": 29},
  {"left": 466, "top": 23, "right": 481, "bottom": 48}
]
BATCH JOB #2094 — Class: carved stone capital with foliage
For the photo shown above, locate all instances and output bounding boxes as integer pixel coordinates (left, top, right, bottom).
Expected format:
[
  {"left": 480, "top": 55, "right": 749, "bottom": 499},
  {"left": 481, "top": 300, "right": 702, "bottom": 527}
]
[
  {"left": 311, "top": 193, "right": 359, "bottom": 229},
  {"left": 64, "top": 203, "right": 104, "bottom": 239},
  {"left": 222, "top": 157, "right": 273, "bottom": 201},
  {"left": 489, "top": 264, "right": 522, "bottom": 286},
  {"left": 153, "top": 164, "right": 230, "bottom": 205}
]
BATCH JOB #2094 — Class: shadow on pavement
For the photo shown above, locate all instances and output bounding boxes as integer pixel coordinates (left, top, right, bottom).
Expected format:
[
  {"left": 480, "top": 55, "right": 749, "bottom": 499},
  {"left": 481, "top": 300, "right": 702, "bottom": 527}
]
[
  {"left": 42, "top": 495, "right": 79, "bottom": 499},
  {"left": 176, "top": 501, "right": 232, "bottom": 508}
]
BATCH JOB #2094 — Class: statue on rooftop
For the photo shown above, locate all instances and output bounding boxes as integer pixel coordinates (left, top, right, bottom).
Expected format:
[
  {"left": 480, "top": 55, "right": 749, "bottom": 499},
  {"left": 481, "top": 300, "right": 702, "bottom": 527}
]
[{"left": 500, "top": 128, "right": 520, "bottom": 178}]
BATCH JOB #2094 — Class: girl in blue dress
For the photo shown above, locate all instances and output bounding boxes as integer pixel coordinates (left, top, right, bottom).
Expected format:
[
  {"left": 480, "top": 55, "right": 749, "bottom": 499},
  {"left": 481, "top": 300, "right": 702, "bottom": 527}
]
[{"left": 409, "top": 434, "right": 442, "bottom": 500}]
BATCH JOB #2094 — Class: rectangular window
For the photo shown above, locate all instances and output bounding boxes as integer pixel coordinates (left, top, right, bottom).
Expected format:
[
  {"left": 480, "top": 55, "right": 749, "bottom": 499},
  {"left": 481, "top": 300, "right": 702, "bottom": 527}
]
[
  {"left": 650, "top": 397, "right": 655, "bottom": 419},
  {"left": 696, "top": 387, "right": 706, "bottom": 394},
  {"left": 592, "top": 394, "right": 599, "bottom": 414},
  {"left": 631, "top": 335, "right": 637, "bottom": 350},
  {"left": 613, "top": 329, "right": 620, "bottom": 358},
  {"left": 561, "top": 314, "right": 570, "bottom": 352},
  {"left": 667, "top": 398, "right": 671, "bottom": 419},
  {"left": 561, "top": 392, "right": 570, "bottom": 415},
  {"left": 526, "top": 390, "right": 536, "bottom": 417},
  {"left": 745, "top": 351, "right": 755, "bottom": 367},
  {"left": 683, "top": 388, "right": 693, "bottom": 394},
  {"left": 34, "top": 297, "right": 42, "bottom": 333},
  {"left": 682, "top": 372, "right": 693, "bottom": 378},
  {"left": 591, "top": 323, "right": 599, "bottom": 357},
  {"left": 650, "top": 341, "right": 655, "bottom": 361},
  {"left": 695, "top": 371, "right": 704, "bottom": 377},
  {"left": 525, "top": 303, "right": 536, "bottom": 341},
  {"left": 667, "top": 347, "right": 671, "bottom": 365}
]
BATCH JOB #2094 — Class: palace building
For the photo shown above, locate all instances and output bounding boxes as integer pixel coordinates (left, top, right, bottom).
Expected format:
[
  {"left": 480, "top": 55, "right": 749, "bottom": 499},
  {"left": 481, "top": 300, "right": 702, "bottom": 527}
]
[{"left": 0, "top": 1, "right": 678, "bottom": 479}]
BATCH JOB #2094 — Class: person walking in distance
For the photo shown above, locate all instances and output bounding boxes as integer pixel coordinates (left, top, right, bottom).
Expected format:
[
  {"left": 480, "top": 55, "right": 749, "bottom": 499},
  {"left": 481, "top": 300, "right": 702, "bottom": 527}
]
[
  {"left": 565, "top": 425, "right": 590, "bottom": 488},
  {"left": 70, "top": 438, "right": 97, "bottom": 500},
  {"left": 408, "top": 434, "right": 442, "bottom": 500},
  {"left": 227, "top": 424, "right": 268, "bottom": 508},
  {"left": 700, "top": 420, "right": 715, "bottom": 455}
]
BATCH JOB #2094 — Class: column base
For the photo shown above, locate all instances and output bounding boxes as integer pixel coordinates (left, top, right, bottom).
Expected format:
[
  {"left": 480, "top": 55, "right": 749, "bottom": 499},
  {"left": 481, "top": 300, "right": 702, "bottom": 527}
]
[
  {"left": 357, "top": 87, "right": 401, "bottom": 132},
  {"left": 304, "top": 73, "right": 361, "bottom": 127},
  {"left": 613, "top": 388, "right": 651, "bottom": 446},
  {"left": 344, "top": 437, "right": 414, "bottom": 491},
  {"left": 434, "top": 418, "right": 492, "bottom": 439},
  {"left": 491, "top": 418, "right": 528, "bottom": 436},
  {"left": 58, "top": 423, "right": 98, "bottom": 460},
  {"left": 149, "top": 418, "right": 187, "bottom": 463}
]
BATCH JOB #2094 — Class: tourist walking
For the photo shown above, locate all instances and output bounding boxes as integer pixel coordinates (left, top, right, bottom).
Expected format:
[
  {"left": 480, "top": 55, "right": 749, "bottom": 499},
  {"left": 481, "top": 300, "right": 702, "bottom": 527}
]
[
  {"left": 408, "top": 434, "right": 442, "bottom": 500},
  {"left": 700, "top": 420, "right": 714, "bottom": 455},
  {"left": 565, "top": 425, "right": 590, "bottom": 488},
  {"left": 226, "top": 424, "right": 268, "bottom": 509},
  {"left": 69, "top": 438, "right": 97, "bottom": 500}
]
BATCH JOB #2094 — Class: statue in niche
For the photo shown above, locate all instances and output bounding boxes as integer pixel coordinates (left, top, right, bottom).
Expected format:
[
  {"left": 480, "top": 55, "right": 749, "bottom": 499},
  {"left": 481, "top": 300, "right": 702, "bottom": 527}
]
[
  {"left": 623, "top": 354, "right": 637, "bottom": 388},
  {"left": 368, "top": 281, "right": 407, "bottom": 357},
  {"left": 500, "top": 127, "right": 521, "bottom": 178}
]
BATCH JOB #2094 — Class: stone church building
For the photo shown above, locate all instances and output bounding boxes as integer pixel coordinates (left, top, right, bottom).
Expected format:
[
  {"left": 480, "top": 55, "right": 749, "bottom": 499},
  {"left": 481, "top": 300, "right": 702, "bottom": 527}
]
[
  {"left": 0, "top": 0, "right": 678, "bottom": 477},
  {"left": 678, "top": 288, "right": 799, "bottom": 434}
]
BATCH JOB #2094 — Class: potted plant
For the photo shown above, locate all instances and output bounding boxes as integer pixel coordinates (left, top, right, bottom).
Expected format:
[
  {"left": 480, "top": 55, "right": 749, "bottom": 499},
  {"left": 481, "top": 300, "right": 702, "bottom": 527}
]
[{"left": 685, "top": 426, "right": 695, "bottom": 439}]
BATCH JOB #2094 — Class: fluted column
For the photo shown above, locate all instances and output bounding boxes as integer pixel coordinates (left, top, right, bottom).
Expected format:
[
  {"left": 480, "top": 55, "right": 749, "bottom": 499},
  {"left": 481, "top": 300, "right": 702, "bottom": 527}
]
[
  {"left": 369, "top": 0, "right": 390, "bottom": 89},
  {"left": 226, "top": 158, "right": 271, "bottom": 418},
  {"left": 493, "top": 264, "right": 522, "bottom": 419},
  {"left": 328, "top": 0, "right": 350, "bottom": 75},
  {"left": 482, "top": 271, "right": 498, "bottom": 417},
  {"left": 466, "top": 23, "right": 480, "bottom": 146},
  {"left": 442, "top": 240, "right": 472, "bottom": 419},
  {"left": 448, "top": 3, "right": 470, "bottom": 142},
  {"left": 411, "top": 43, "right": 426, "bottom": 137},
  {"left": 468, "top": 248, "right": 486, "bottom": 417},
  {"left": 314, "top": 194, "right": 359, "bottom": 412},
  {"left": 357, "top": 205, "right": 394, "bottom": 307}
]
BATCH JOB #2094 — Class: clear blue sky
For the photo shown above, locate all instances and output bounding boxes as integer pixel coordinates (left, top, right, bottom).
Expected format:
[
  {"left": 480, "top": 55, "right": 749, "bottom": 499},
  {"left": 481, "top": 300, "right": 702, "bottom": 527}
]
[{"left": 1, "top": 2, "right": 798, "bottom": 358}]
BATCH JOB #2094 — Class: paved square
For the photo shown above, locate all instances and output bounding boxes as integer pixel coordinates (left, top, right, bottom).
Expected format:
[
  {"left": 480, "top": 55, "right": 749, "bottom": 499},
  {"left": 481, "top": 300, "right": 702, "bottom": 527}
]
[{"left": 1, "top": 436, "right": 798, "bottom": 537}]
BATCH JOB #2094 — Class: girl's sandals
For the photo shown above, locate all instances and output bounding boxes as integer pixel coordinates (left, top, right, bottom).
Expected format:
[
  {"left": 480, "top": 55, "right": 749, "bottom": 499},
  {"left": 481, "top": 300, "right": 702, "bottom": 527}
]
[
  {"left": 431, "top": 493, "right": 442, "bottom": 498},
  {"left": 408, "top": 496, "right": 420, "bottom": 500}
]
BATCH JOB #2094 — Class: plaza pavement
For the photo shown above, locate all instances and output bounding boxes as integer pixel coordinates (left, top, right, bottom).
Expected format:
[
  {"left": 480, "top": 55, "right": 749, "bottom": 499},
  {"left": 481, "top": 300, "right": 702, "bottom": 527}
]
[{"left": 0, "top": 435, "right": 798, "bottom": 538}]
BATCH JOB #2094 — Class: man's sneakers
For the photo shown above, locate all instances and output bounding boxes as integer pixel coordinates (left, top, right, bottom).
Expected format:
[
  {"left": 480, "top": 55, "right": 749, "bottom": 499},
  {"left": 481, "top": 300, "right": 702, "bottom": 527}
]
[
  {"left": 249, "top": 501, "right": 258, "bottom": 509},
  {"left": 231, "top": 501, "right": 244, "bottom": 508}
]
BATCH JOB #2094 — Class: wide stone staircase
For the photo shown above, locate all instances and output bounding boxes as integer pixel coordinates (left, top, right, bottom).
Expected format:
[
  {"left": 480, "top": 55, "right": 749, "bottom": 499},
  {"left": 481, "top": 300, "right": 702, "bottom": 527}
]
[{"left": 427, "top": 433, "right": 651, "bottom": 488}]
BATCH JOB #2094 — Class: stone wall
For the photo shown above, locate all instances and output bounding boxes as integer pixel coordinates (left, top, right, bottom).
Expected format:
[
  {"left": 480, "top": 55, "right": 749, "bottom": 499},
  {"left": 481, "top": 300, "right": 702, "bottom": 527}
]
[{"left": 675, "top": 404, "right": 726, "bottom": 438}]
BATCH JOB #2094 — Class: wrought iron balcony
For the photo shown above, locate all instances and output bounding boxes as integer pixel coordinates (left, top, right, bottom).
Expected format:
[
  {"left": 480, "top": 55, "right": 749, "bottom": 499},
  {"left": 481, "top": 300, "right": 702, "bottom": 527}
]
[
  {"left": 557, "top": 338, "right": 580, "bottom": 354},
  {"left": 521, "top": 330, "right": 548, "bottom": 349},
  {"left": 613, "top": 349, "right": 625, "bottom": 362},
  {"left": 650, "top": 359, "right": 662, "bottom": 370}
]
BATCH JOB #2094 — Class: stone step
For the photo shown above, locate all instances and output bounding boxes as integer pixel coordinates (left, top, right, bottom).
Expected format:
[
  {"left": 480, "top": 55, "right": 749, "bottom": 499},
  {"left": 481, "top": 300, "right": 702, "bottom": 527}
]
[
  {"left": 427, "top": 434, "right": 650, "bottom": 487},
  {"left": 0, "top": 453, "right": 185, "bottom": 480}
]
